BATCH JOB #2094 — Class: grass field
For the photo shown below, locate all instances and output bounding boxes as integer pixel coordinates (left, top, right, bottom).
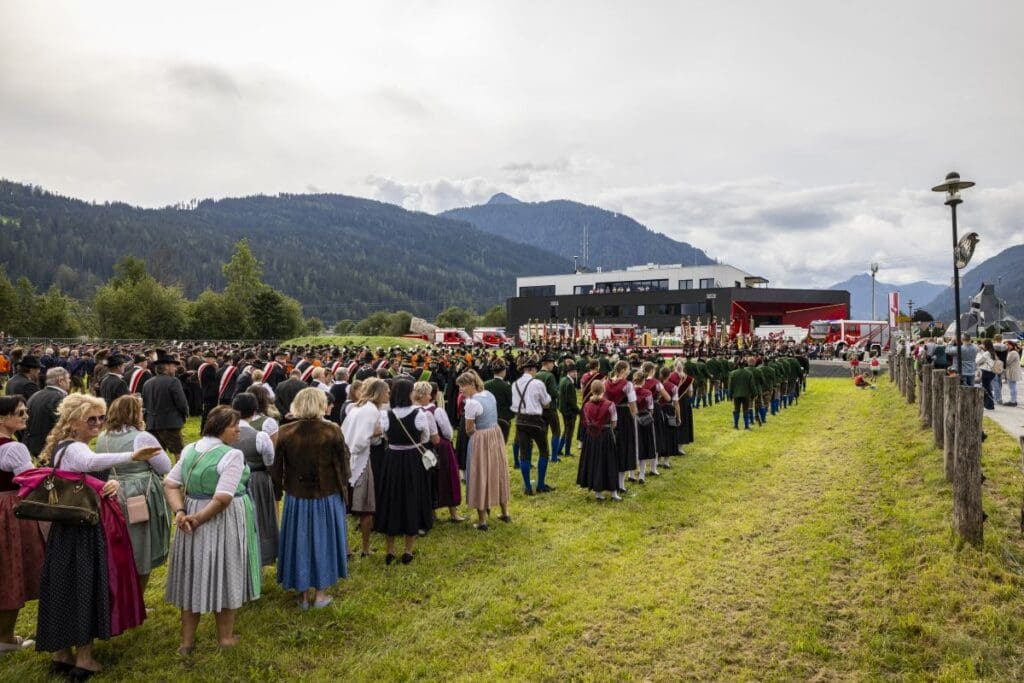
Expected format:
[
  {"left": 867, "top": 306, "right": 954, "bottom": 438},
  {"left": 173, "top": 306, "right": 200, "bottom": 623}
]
[
  {"left": 281, "top": 335, "right": 423, "bottom": 350},
  {"left": 5, "top": 377, "right": 1024, "bottom": 681}
]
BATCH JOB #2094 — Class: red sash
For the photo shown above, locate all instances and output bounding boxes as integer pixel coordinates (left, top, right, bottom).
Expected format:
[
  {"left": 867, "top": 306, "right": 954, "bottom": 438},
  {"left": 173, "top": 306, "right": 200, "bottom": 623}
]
[
  {"left": 218, "top": 365, "right": 237, "bottom": 400},
  {"left": 197, "top": 362, "right": 213, "bottom": 385},
  {"left": 128, "top": 368, "right": 147, "bottom": 394},
  {"left": 300, "top": 365, "right": 315, "bottom": 383},
  {"left": 263, "top": 361, "right": 278, "bottom": 377}
]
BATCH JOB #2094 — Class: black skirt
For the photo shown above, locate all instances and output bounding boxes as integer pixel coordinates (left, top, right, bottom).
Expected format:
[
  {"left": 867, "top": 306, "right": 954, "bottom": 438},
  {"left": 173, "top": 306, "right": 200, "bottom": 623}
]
[
  {"left": 577, "top": 427, "right": 619, "bottom": 492},
  {"left": 35, "top": 522, "right": 111, "bottom": 652},
  {"left": 656, "top": 403, "right": 679, "bottom": 456},
  {"left": 614, "top": 405, "right": 637, "bottom": 472},
  {"left": 369, "top": 441, "right": 387, "bottom": 504},
  {"left": 636, "top": 414, "right": 657, "bottom": 461},
  {"left": 373, "top": 448, "right": 435, "bottom": 537},
  {"left": 677, "top": 399, "right": 694, "bottom": 446}
]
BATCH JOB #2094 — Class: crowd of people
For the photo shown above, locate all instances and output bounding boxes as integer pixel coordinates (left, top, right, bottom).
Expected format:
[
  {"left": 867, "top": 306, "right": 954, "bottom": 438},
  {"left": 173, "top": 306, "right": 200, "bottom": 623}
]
[
  {"left": 0, "top": 337, "right": 810, "bottom": 678},
  {"left": 901, "top": 334, "right": 1022, "bottom": 409}
]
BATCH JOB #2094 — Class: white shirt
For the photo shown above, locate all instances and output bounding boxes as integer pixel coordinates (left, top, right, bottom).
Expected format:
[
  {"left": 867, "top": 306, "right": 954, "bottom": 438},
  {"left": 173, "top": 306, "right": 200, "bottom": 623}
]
[
  {"left": 165, "top": 436, "right": 246, "bottom": 497},
  {"left": 239, "top": 419, "right": 275, "bottom": 466},
  {"left": 341, "top": 402, "right": 380, "bottom": 484},
  {"left": 0, "top": 440, "right": 33, "bottom": 475},
  {"left": 252, "top": 381, "right": 276, "bottom": 401},
  {"left": 511, "top": 374, "right": 551, "bottom": 415},
  {"left": 255, "top": 413, "right": 279, "bottom": 437},
  {"left": 430, "top": 405, "right": 454, "bottom": 440},
  {"left": 54, "top": 440, "right": 138, "bottom": 473}
]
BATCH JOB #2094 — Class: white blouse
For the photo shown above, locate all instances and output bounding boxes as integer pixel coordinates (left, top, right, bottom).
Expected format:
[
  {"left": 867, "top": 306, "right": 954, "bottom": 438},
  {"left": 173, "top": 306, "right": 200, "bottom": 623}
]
[
  {"left": 341, "top": 402, "right": 380, "bottom": 484},
  {"left": 53, "top": 441, "right": 138, "bottom": 473},
  {"left": 0, "top": 440, "right": 34, "bottom": 475},
  {"left": 463, "top": 391, "right": 495, "bottom": 421},
  {"left": 256, "top": 413, "right": 280, "bottom": 437},
  {"left": 165, "top": 437, "right": 246, "bottom": 497}
]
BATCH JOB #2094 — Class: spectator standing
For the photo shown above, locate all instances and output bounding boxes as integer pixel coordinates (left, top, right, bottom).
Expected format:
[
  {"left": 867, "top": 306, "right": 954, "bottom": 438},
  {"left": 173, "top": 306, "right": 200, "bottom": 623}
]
[
  {"left": 5, "top": 355, "right": 41, "bottom": 401},
  {"left": 1004, "top": 340, "right": 1020, "bottom": 407},
  {"left": 141, "top": 354, "right": 189, "bottom": 455},
  {"left": 24, "top": 367, "right": 70, "bottom": 457}
]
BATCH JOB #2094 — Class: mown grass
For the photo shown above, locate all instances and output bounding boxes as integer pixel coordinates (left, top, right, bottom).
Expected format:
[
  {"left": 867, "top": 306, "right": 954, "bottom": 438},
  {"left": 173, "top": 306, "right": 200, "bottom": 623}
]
[
  {"left": 281, "top": 335, "right": 422, "bottom": 349},
  {"left": 5, "top": 377, "right": 1024, "bottom": 681}
]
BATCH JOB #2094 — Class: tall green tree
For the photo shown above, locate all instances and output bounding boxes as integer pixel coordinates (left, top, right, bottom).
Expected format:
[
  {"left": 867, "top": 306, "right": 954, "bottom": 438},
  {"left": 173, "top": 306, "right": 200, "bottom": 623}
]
[
  {"left": 0, "top": 268, "right": 18, "bottom": 334},
  {"left": 188, "top": 290, "right": 250, "bottom": 339},
  {"left": 223, "top": 239, "right": 262, "bottom": 308},
  {"left": 93, "top": 256, "right": 188, "bottom": 338},
  {"left": 435, "top": 306, "right": 478, "bottom": 331},
  {"left": 249, "top": 286, "right": 304, "bottom": 340},
  {"left": 479, "top": 304, "right": 506, "bottom": 327}
]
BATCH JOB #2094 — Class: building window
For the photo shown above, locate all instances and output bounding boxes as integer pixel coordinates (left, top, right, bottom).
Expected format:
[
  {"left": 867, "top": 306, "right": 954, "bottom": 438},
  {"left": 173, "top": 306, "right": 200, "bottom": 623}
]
[
  {"left": 637, "top": 305, "right": 645, "bottom": 316},
  {"left": 593, "top": 278, "right": 668, "bottom": 294},
  {"left": 699, "top": 278, "right": 715, "bottom": 289},
  {"left": 519, "top": 285, "right": 555, "bottom": 297},
  {"left": 576, "top": 305, "right": 602, "bottom": 318},
  {"left": 603, "top": 305, "right": 620, "bottom": 317},
  {"left": 678, "top": 279, "right": 693, "bottom": 290},
  {"left": 573, "top": 285, "right": 593, "bottom": 295},
  {"left": 681, "top": 302, "right": 711, "bottom": 316}
]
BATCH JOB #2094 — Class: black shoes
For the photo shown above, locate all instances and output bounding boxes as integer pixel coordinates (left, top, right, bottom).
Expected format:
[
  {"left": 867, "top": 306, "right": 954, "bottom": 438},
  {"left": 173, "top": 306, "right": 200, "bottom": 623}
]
[
  {"left": 474, "top": 523, "right": 489, "bottom": 531},
  {"left": 498, "top": 514, "right": 512, "bottom": 523},
  {"left": 401, "top": 553, "right": 415, "bottom": 565},
  {"left": 537, "top": 484, "right": 555, "bottom": 493},
  {"left": 385, "top": 553, "right": 396, "bottom": 565}
]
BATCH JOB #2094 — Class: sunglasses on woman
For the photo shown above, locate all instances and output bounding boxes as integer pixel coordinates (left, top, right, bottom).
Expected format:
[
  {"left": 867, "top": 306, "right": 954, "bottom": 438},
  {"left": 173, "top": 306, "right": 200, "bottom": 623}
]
[
  {"left": 86, "top": 415, "right": 107, "bottom": 426},
  {"left": 9, "top": 408, "right": 29, "bottom": 417}
]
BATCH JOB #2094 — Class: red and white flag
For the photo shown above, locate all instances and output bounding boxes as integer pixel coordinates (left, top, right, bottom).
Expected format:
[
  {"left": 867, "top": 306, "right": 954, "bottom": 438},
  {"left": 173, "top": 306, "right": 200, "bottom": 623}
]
[{"left": 888, "top": 291, "right": 900, "bottom": 327}]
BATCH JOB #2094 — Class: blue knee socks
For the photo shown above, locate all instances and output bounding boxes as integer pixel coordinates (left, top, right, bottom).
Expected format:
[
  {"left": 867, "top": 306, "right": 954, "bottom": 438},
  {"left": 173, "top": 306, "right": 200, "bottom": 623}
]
[
  {"left": 519, "top": 458, "right": 532, "bottom": 492},
  {"left": 550, "top": 437, "right": 561, "bottom": 462},
  {"left": 537, "top": 456, "right": 549, "bottom": 489},
  {"left": 512, "top": 442, "right": 520, "bottom": 467},
  {"left": 733, "top": 411, "right": 740, "bottom": 429}
]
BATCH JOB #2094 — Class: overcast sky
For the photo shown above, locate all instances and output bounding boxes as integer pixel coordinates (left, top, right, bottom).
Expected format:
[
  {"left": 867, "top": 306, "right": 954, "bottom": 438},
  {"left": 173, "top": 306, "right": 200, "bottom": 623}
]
[{"left": 2, "top": 1, "right": 1022, "bottom": 289}]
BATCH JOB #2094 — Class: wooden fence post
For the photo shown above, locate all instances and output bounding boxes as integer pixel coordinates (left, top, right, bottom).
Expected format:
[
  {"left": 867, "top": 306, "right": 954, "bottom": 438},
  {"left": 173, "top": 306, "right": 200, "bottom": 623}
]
[
  {"left": 920, "top": 363, "right": 933, "bottom": 426},
  {"left": 931, "top": 369, "right": 945, "bottom": 448},
  {"left": 952, "top": 385, "right": 984, "bottom": 547},
  {"left": 888, "top": 352, "right": 895, "bottom": 382},
  {"left": 898, "top": 356, "right": 906, "bottom": 396},
  {"left": 943, "top": 375, "right": 958, "bottom": 483},
  {"left": 907, "top": 359, "right": 916, "bottom": 404}
]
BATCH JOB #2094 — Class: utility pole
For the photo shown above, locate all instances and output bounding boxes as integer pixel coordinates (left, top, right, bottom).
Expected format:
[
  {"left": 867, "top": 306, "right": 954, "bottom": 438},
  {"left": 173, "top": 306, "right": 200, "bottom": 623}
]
[
  {"left": 908, "top": 299, "right": 915, "bottom": 320},
  {"left": 870, "top": 262, "right": 879, "bottom": 320}
]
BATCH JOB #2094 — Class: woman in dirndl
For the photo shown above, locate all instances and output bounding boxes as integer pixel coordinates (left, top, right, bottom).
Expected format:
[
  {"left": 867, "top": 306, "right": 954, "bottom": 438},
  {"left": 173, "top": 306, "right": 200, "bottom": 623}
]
[
  {"left": 576, "top": 381, "right": 620, "bottom": 501},
  {"left": 456, "top": 371, "right": 510, "bottom": 530},
  {"left": 272, "top": 388, "right": 350, "bottom": 610},
  {"left": 164, "top": 406, "right": 261, "bottom": 654},
  {"left": 95, "top": 394, "right": 172, "bottom": 592},
  {"left": 0, "top": 396, "right": 45, "bottom": 655},
  {"left": 230, "top": 393, "right": 277, "bottom": 569},
  {"left": 29, "top": 394, "right": 158, "bottom": 677},
  {"left": 413, "top": 381, "right": 465, "bottom": 523},
  {"left": 342, "top": 378, "right": 388, "bottom": 557}
]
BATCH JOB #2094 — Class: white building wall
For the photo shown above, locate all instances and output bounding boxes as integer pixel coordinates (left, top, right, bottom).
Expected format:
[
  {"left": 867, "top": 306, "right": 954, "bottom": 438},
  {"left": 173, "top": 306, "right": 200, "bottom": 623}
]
[{"left": 517, "top": 263, "right": 756, "bottom": 296}]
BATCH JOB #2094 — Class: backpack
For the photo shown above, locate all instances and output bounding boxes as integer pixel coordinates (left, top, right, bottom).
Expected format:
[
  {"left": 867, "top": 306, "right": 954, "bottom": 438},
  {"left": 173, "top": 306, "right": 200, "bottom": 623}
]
[{"left": 932, "top": 345, "right": 947, "bottom": 369}]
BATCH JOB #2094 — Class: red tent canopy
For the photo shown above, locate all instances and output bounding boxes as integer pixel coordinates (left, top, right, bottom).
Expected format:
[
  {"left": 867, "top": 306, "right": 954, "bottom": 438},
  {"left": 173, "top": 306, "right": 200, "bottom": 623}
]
[{"left": 729, "top": 301, "right": 848, "bottom": 336}]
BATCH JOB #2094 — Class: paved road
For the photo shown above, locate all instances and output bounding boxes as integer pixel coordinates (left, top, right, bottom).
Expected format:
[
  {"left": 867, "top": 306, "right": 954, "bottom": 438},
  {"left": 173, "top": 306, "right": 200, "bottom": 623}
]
[{"left": 986, "top": 399, "right": 1024, "bottom": 441}]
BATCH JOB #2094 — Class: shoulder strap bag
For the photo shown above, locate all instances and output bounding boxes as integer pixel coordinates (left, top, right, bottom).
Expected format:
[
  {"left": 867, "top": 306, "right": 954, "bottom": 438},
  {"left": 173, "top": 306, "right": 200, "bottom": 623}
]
[{"left": 14, "top": 442, "right": 101, "bottom": 525}]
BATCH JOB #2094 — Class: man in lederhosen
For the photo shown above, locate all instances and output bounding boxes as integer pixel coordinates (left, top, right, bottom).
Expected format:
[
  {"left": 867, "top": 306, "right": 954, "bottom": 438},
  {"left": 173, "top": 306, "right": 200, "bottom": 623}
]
[{"left": 511, "top": 355, "right": 554, "bottom": 495}]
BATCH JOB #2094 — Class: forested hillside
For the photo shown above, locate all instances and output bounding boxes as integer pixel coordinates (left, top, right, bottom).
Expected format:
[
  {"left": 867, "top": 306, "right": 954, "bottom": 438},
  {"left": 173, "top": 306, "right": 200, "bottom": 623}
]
[
  {"left": 441, "top": 194, "right": 714, "bottom": 271},
  {"left": 0, "top": 181, "right": 571, "bottom": 320}
]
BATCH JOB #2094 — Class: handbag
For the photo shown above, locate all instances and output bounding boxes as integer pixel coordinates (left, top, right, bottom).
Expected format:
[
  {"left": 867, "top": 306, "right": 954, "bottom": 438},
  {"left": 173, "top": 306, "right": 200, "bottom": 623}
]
[
  {"left": 395, "top": 411, "right": 437, "bottom": 470},
  {"left": 636, "top": 411, "right": 654, "bottom": 427},
  {"left": 14, "top": 443, "right": 101, "bottom": 525},
  {"left": 665, "top": 414, "right": 680, "bottom": 427},
  {"left": 112, "top": 465, "right": 152, "bottom": 524}
]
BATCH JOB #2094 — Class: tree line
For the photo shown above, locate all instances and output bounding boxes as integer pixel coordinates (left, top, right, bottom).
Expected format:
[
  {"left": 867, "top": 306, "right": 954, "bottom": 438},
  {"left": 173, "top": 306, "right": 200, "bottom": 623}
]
[{"left": 0, "top": 241, "right": 305, "bottom": 340}]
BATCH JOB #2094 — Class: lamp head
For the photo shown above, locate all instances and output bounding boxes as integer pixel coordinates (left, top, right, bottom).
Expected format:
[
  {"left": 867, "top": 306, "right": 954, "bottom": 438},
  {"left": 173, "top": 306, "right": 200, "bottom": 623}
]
[
  {"left": 870, "top": 262, "right": 879, "bottom": 276},
  {"left": 931, "top": 171, "right": 975, "bottom": 204}
]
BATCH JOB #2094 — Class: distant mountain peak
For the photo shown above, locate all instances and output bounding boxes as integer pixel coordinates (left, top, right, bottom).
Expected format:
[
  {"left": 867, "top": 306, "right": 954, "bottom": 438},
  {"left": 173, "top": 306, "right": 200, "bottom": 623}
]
[{"left": 486, "top": 192, "right": 521, "bottom": 205}]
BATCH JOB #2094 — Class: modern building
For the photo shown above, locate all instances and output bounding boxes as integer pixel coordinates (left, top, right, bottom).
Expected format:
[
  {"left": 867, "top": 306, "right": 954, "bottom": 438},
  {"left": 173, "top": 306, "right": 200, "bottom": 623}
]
[{"left": 507, "top": 263, "right": 849, "bottom": 335}]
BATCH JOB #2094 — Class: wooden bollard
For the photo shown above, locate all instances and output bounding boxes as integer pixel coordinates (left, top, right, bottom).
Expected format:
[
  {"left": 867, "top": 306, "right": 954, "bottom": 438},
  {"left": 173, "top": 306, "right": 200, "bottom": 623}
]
[
  {"left": 1019, "top": 436, "right": 1024, "bottom": 533},
  {"left": 920, "top": 363, "right": 933, "bottom": 426},
  {"left": 952, "top": 385, "right": 984, "bottom": 547},
  {"left": 888, "top": 353, "right": 895, "bottom": 381},
  {"left": 899, "top": 356, "right": 907, "bottom": 395},
  {"left": 931, "top": 369, "right": 945, "bottom": 448},
  {"left": 943, "top": 375, "right": 958, "bottom": 483}
]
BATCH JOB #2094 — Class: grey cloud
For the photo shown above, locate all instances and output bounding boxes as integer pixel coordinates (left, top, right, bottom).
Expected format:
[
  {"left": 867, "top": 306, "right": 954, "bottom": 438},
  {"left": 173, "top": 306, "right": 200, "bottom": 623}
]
[
  {"left": 166, "top": 63, "right": 241, "bottom": 97},
  {"left": 373, "top": 88, "right": 431, "bottom": 118},
  {"left": 501, "top": 159, "right": 571, "bottom": 174}
]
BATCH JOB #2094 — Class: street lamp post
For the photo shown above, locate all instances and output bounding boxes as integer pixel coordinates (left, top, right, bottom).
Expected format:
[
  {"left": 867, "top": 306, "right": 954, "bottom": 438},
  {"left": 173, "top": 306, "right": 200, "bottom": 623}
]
[
  {"left": 931, "top": 171, "right": 975, "bottom": 381},
  {"left": 870, "top": 262, "right": 879, "bottom": 320},
  {"left": 908, "top": 299, "right": 915, "bottom": 320}
]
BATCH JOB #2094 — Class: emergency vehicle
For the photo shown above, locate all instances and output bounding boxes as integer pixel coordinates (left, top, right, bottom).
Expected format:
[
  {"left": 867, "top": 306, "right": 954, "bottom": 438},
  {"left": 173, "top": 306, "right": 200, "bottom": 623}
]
[{"left": 472, "top": 327, "right": 508, "bottom": 347}]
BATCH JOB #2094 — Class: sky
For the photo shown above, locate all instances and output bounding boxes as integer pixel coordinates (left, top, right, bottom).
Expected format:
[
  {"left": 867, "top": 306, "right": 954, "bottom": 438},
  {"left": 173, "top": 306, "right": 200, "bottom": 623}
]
[{"left": 2, "top": 1, "right": 1022, "bottom": 290}]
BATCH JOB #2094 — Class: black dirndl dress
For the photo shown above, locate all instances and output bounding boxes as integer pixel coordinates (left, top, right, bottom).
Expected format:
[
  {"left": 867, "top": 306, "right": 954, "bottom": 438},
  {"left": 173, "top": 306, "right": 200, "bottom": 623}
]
[
  {"left": 577, "top": 426, "right": 619, "bottom": 492},
  {"left": 373, "top": 410, "right": 435, "bottom": 537}
]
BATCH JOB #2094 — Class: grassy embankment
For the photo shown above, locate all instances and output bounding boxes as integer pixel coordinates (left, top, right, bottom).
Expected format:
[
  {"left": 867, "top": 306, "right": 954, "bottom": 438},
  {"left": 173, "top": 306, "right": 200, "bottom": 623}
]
[
  {"left": 281, "top": 336, "right": 422, "bottom": 350},
  {"left": 6, "top": 377, "right": 1024, "bottom": 680}
]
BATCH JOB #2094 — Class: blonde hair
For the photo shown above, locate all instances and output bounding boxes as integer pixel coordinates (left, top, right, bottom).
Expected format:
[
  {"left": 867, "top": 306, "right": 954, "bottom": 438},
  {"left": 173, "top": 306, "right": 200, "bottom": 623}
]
[
  {"left": 456, "top": 370, "right": 484, "bottom": 392},
  {"left": 252, "top": 369, "right": 264, "bottom": 382},
  {"left": 41, "top": 393, "right": 106, "bottom": 463},
  {"left": 357, "top": 378, "right": 389, "bottom": 407},
  {"left": 611, "top": 360, "right": 630, "bottom": 379},
  {"left": 291, "top": 387, "right": 328, "bottom": 419},
  {"left": 104, "top": 394, "right": 144, "bottom": 433},
  {"left": 673, "top": 359, "right": 685, "bottom": 374},
  {"left": 412, "top": 381, "right": 433, "bottom": 402},
  {"left": 588, "top": 379, "right": 606, "bottom": 402}
]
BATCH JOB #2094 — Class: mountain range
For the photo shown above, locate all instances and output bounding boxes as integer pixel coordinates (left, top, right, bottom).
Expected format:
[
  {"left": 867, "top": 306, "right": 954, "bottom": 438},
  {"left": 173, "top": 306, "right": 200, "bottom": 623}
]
[
  {"left": 441, "top": 193, "right": 714, "bottom": 271},
  {"left": 1, "top": 181, "right": 715, "bottom": 322},
  {"left": 828, "top": 274, "right": 945, "bottom": 320}
]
